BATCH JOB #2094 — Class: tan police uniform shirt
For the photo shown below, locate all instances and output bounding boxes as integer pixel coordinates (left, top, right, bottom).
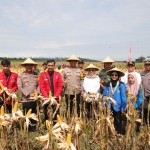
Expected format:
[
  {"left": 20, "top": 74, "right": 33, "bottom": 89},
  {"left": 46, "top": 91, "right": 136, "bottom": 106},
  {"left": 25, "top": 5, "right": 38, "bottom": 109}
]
[
  {"left": 62, "top": 67, "right": 83, "bottom": 95},
  {"left": 17, "top": 72, "right": 38, "bottom": 102},
  {"left": 140, "top": 70, "right": 150, "bottom": 97}
]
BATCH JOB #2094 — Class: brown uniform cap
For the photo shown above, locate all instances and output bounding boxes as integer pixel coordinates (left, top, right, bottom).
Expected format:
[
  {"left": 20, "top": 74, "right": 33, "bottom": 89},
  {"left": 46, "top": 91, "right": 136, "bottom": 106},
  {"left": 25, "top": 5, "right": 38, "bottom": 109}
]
[
  {"left": 144, "top": 60, "right": 150, "bottom": 65},
  {"left": 127, "top": 61, "right": 135, "bottom": 66}
]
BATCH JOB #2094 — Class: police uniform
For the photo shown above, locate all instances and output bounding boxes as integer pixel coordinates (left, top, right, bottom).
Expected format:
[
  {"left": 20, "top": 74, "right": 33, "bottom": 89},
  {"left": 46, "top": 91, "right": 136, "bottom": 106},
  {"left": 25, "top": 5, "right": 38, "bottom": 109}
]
[
  {"left": 140, "top": 60, "right": 150, "bottom": 124},
  {"left": 62, "top": 67, "right": 83, "bottom": 116},
  {"left": 17, "top": 72, "right": 38, "bottom": 131}
]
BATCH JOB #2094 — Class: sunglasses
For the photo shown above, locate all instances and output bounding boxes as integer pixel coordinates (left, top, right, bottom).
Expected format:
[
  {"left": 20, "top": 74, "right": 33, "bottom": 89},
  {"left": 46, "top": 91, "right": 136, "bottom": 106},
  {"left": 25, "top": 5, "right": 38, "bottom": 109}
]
[
  {"left": 88, "top": 69, "right": 95, "bottom": 72},
  {"left": 111, "top": 74, "right": 118, "bottom": 77}
]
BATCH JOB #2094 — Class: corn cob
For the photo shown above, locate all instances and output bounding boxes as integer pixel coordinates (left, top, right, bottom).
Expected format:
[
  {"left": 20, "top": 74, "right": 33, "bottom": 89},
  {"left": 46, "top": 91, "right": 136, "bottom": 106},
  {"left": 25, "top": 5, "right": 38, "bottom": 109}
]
[
  {"left": 13, "top": 102, "right": 18, "bottom": 113},
  {"left": 0, "top": 82, "right": 4, "bottom": 90},
  {"left": 57, "top": 115, "right": 62, "bottom": 124},
  {"left": 49, "top": 91, "right": 52, "bottom": 99},
  {"left": 26, "top": 109, "right": 32, "bottom": 117},
  {"left": 45, "top": 120, "right": 50, "bottom": 130},
  {"left": 1, "top": 106, "right": 4, "bottom": 116},
  {"left": 66, "top": 133, "right": 72, "bottom": 145},
  {"left": 34, "top": 89, "right": 38, "bottom": 98}
]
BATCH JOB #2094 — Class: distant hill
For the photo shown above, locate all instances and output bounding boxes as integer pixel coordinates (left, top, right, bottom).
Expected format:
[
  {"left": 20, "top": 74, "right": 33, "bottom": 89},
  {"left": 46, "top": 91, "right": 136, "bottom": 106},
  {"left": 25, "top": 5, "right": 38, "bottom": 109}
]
[{"left": 0, "top": 57, "right": 100, "bottom": 62}]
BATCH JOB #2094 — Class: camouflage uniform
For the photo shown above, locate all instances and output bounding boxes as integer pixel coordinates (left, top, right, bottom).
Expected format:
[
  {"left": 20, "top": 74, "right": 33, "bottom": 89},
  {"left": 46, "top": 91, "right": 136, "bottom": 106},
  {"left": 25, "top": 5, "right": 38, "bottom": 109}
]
[
  {"left": 62, "top": 67, "right": 83, "bottom": 116},
  {"left": 99, "top": 68, "right": 111, "bottom": 94}
]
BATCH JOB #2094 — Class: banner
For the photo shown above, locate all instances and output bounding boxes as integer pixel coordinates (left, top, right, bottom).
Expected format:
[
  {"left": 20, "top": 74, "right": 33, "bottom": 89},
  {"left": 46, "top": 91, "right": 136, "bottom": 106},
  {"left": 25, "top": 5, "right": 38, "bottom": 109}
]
[{"left": 127, "top": 43, "right": 133, "bottom": 62}]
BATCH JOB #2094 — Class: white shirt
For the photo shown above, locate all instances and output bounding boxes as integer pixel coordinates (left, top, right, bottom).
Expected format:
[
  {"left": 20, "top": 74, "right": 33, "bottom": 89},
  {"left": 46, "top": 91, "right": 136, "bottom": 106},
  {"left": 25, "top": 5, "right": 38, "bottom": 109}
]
[
  {"left": 121, "top": 71, "right": 141, "bottom": 85},
  {"left": 83, "top": 76, "right": 100, "bottom": 98}
]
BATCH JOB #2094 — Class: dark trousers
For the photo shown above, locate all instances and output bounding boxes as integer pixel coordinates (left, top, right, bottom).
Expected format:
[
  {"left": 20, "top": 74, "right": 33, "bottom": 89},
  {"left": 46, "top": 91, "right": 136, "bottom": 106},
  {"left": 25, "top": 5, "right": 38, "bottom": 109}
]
[
  {"left": 86, "top": 102, "right": 92, "bottom": 119},
  {"left": 143, "top": 97, "right": 150, "bottom": 124},
  {"left": 23, "top": 101, "right": 37, "bottom": 131},
  {"left": 143, "top": 109, "right": 150, "bottom": 124},
  {"left": 113, "top": 110, "right": 122, "bottom": 134},
  {"left": 43, "top": 104, "right": 59, "bottom": 122},
  {"left": 6, "top": 104, "right": 12, "bottom": 113},
  {"left": 0, "top": 97, "right": 12, "bottom": 113},
  {"left": 65, "top": 93, "right": 81, "bottom": 117}
]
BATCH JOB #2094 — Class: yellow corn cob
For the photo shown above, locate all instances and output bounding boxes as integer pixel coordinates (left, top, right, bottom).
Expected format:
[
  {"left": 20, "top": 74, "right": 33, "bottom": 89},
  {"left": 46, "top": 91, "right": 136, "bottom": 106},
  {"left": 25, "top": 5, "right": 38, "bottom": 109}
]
[
  {"left": 0, "top": 82, "right": 4, "bottom": 90},
  {"left": 26, "top": 109, "right": 32, "bottom": 117},
  {"left": 0, "top": 118, "right": 2, "bottom": 124},
  {"left": 34, "top": 89, "right": 38, "bottom": 98},
  {"left": 45, "top": 120, "right": 50, "bottom": 130},
  {"left": 13, "top": 102, "right": 18, "bottom": 112},
  {"left": 57, "top": 115, "right": 62, "bottom": 124},
  {"left": 80, "top": 71, "right": 84, "bottom": 80},
  {"left": 66, "top": 133, "right": 72, "bottom": 145},
  {"left": 148, "top": 104, "right": 150, "bottom": 111},
  {"left": 49, "top": 91, "right": 52, "bottom": 99},
  {"left": 1, "top": 106, "right": 4, "bottom": 116}
]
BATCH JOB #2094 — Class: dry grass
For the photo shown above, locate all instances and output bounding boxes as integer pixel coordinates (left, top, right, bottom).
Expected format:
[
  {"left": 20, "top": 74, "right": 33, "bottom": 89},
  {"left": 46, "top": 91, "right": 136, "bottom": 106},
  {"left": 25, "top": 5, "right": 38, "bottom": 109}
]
[{"left": 2, "top": 61, "right": 145, "bottom": 74}]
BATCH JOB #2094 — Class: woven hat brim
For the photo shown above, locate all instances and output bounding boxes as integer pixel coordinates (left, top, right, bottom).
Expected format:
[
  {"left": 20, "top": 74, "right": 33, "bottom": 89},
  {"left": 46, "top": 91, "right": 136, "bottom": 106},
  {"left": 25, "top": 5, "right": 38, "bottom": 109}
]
[
  {"left": 106, "top": 70, "right": 124, "bottom": 77},
  {"left": 85, "top": 68, "right": 99, "bottom": 71},
  {"left": 21, "top": 63, "right": 38, "bottom": 66},
  {"left": 66, "top": 58, "right": 80, "bottom": 61}
]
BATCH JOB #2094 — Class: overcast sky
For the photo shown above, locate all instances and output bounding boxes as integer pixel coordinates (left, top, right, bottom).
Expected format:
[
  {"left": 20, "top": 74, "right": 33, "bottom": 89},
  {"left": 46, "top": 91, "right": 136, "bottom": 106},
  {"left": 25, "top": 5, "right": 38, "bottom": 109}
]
[{"left": 0, "top": 0, "right": 150, "bottom": 61}]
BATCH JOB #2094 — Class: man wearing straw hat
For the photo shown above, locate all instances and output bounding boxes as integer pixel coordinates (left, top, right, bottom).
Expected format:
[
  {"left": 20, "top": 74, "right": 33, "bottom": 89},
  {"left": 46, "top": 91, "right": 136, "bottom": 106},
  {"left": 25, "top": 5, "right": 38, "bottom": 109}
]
[
  {"left": 99, "top": 56, "right": 114, "bottom": 94},
  {"left": 17, "top": 58, "right": 39, "bottom": 132},
  {"left": 0, "top": 59, "right": 18, "bottom": 113},
  {"left": 140, "top": 60, "right": 150, "bottom": 124},
  {"left": 61, "top": 55, "right": 83, "bottom": 117}
]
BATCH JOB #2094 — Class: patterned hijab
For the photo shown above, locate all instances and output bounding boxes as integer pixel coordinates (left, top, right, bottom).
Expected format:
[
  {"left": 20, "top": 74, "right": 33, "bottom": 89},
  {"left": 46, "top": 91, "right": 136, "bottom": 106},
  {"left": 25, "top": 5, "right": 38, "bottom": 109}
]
[{"left": 126, "top": 72, "right": 139, "bottom": 96}]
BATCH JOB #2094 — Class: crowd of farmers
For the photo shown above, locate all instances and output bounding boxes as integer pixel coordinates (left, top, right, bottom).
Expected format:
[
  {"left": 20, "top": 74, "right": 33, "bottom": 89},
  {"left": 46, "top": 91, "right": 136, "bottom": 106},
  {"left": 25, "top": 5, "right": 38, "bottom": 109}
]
[{"left": 0, "top": 55, "right": 150, "bottom": 134}]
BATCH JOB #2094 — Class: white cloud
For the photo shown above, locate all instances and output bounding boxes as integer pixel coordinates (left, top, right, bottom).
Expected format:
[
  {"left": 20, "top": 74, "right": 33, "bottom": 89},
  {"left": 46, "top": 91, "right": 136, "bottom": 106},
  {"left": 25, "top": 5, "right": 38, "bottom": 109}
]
[{"left": 34, "top": 40, "right": 87, "bottom": 49}]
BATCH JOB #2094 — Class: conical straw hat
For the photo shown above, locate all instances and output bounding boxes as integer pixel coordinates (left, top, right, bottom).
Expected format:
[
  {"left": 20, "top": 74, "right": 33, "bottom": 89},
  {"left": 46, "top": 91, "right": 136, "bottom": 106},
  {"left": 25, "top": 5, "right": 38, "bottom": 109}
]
[
  {"left": 21, "top": 58, "right": 38, "bottom": 66},
  {"left": 106, "top": 67, "right": 124, "bottom": 77},
  {"left": 66, "top": 55, "right": 80, "bottom": 61},
  {"left": 101, "top": 56, "right": 114, "bottom": 63},
  {"left": 85, "top": 64, "right": 99, "bottom": 71}
]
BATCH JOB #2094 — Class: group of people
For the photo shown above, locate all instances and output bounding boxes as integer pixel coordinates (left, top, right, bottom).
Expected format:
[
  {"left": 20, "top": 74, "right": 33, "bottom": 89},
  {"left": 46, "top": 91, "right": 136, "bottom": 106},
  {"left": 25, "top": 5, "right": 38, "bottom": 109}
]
[{"left": 0, "top": 55, "right": 150, "bottom": 134}]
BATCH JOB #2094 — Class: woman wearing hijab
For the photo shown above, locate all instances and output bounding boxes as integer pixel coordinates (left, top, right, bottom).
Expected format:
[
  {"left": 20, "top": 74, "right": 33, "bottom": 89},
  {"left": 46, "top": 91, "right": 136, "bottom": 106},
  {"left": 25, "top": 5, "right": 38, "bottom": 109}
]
[
  {"left": 83, "top": 64, "right": 100, "bottom": 118},
  {"left": 126, "top": 72, "right": 142, "bottom": 109},
  {"left": 103, "top": 67, "right": 126, "bottom": 134},
  {"left": 126, "top": 72, "right": 143, "bottom": 131}
]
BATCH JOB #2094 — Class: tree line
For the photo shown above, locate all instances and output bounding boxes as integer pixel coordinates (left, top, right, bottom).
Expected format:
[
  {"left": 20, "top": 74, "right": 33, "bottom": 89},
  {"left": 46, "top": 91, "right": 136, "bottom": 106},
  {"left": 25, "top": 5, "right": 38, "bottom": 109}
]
[
  {"left": 135, "top": 55, "right": 150, "bottom": 62},
  {"left": 0, "top": 57, "right": 99, "bottom": 62}
]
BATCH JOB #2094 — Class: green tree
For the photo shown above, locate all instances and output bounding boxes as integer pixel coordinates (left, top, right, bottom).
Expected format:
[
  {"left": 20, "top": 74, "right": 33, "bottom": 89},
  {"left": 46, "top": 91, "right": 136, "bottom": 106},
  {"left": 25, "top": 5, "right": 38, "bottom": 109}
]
[{"left": 135, "top": 56, "right": 146, "bottom": 62}]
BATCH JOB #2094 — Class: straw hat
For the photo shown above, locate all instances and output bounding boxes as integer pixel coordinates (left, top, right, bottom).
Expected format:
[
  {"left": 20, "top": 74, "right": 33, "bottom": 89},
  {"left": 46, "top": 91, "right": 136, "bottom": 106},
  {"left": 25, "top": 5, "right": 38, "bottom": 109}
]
[
  {"left": 21, "top": 58, "right": 38, "bottom": 66},
  {"left": 85, "top": 64, "right": 99, "bottom": 71},
  {"left": 101, "top": 56, "right": 114, "bottom": 63},
  {"left": 106, "top": 67, "right": 124, "bottom": 77},
  {"left": 66, "top": 55, "right": 80, "bottom": 61}
]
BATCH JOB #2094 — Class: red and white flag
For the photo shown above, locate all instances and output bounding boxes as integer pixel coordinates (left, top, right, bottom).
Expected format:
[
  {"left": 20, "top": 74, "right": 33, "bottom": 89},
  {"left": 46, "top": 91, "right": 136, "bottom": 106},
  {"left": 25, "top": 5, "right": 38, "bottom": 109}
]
[{"left": 127, "top": 43, "right": 133, "bottom": 62}]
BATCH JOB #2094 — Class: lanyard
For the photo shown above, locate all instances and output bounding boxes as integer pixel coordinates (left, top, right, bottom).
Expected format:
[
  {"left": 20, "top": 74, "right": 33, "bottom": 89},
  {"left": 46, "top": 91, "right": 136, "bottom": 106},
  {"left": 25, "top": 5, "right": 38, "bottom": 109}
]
[{"left": 110, "top": 81, "right": 119, "bottom": 96}]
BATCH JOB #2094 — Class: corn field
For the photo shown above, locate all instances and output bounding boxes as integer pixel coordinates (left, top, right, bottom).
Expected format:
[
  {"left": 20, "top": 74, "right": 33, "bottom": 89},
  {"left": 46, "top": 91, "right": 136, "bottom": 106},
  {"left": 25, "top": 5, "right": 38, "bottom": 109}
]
[{"left": 0, "top": 61, "right": 148, "bottom": 150}]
